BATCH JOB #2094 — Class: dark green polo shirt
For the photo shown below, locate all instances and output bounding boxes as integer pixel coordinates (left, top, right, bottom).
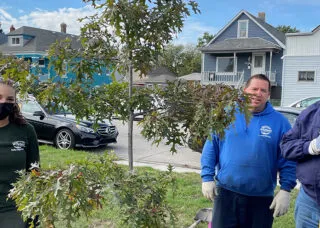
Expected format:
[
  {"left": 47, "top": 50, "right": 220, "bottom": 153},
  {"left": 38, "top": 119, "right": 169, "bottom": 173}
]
[{"left": 0, "top": 122, "right": 39, "bottom": 212}]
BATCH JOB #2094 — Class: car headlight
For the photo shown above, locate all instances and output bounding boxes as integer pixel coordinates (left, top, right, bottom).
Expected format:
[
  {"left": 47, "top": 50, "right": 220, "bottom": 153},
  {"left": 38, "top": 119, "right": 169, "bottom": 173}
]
[{"left": 76, "top": 124, "right": 94, "bottom": 133}]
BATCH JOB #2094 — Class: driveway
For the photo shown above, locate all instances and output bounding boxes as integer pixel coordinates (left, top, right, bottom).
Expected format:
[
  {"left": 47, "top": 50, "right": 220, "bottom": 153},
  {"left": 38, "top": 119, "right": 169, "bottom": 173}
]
[{"left": 92, "top": 119, "right": 201, "bottom": 172}]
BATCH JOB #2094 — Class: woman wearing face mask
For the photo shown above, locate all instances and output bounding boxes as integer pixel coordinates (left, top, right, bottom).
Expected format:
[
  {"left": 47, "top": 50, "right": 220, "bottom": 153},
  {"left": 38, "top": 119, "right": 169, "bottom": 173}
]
[{"left": 0, "top": 78, "right": 39, "bottom": 227}]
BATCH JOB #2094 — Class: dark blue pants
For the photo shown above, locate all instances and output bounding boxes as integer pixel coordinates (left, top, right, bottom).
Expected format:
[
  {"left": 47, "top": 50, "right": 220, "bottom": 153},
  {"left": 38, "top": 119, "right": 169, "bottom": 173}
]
[{"left": 211, "top": 187, "right": 274, "bottom": 228}]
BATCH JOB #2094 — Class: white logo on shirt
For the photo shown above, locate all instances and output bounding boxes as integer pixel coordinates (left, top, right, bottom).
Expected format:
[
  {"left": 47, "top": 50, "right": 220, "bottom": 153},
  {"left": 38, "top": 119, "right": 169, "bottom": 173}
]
[
  {"left": 11, "top": 141, "right": 26, "bottom": 151},
  {"left": 260, "top": 125, "right": 272, "bottom": 138}
]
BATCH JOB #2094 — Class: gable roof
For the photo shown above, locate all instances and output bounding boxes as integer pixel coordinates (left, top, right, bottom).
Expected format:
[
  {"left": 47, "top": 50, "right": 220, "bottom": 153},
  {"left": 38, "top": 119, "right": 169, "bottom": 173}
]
[
  {"left": 206, "top": 10, "right": 286, "bottom": 49},
  {"left": 0, "top": 26, "right": 80, "bottom": 55},
  {"left": 201, "top": 37, "right": 282, "bottom": 53}
]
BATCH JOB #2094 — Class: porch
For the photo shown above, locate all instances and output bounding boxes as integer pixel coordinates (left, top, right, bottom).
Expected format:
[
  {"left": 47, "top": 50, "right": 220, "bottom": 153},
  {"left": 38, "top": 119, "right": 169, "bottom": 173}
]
[{"left": 201, "top": 71, "right": 276, "bottom": 88}]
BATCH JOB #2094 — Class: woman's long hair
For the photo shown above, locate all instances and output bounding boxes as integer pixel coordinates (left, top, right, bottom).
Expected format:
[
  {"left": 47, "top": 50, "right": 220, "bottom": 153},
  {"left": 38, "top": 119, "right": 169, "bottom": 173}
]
[{"left": 0, "top": 78, "right": 27, "bottom": 125}]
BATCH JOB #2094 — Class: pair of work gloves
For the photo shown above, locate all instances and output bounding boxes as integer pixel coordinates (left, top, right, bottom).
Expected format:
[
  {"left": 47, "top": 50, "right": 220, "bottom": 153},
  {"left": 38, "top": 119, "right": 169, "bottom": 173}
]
[{"left": 202, "top": 182, "right": 290, "bottom": 218}]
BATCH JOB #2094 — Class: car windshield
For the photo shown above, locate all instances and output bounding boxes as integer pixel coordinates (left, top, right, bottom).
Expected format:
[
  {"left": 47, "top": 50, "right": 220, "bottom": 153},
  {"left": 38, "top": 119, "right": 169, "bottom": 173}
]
[
  {"left": 299, "top": 97, "right": 320, "bottom": 108},
  {"left": 42, "top": 102, "right": 73, "bottom": 115}
]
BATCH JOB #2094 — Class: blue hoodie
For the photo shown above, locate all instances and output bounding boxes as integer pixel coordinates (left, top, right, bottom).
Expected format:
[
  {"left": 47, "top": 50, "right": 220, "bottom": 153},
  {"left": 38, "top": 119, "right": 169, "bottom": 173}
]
[{"left": 201, "top": 102, "right": 296, "bottom": 196}]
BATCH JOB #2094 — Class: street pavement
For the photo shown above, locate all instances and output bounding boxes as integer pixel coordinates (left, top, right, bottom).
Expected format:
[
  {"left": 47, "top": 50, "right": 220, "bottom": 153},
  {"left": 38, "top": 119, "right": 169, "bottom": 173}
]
[{"left": 93, "top": 119, "right": 202, "bottom": 173}]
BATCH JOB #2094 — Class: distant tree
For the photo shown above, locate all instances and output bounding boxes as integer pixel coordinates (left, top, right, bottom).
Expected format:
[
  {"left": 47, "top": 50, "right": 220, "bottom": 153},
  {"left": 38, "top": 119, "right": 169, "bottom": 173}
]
[
  {"left": 276, "top": 25, "right": 300, "bottom": 33},
  {"left": 197, "top": 32, "right": 214, "bottom": 47},
  {"left": 158, "top": 44, "right": 201, "bottom": 76}
]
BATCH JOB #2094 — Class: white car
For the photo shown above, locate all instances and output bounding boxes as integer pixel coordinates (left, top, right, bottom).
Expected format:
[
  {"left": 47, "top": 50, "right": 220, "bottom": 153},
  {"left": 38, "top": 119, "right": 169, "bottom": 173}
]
[{"left": 287, "top": 96, "right": 320, "bottom": 109}]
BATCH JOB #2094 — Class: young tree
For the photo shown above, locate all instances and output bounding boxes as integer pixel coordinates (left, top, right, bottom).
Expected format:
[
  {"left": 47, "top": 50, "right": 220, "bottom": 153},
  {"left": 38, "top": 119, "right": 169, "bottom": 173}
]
[{"left": 38, "top": 0, "right": 200, "bottom": 171}]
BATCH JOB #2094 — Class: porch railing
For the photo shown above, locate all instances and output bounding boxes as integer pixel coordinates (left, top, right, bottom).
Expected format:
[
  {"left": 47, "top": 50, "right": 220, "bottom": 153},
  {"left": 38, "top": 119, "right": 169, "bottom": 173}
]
[
  {"left": 201, "top": 71, "right": 276, "bottom": 87},
  {"left": 201, "top": 71, "right": 244, "bottom": 87}
]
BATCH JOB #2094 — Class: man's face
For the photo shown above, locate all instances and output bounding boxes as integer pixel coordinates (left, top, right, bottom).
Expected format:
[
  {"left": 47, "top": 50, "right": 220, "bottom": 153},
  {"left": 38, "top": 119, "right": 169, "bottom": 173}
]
[{"left": 244, "top": 78, "right": 270, "bottom": 113}]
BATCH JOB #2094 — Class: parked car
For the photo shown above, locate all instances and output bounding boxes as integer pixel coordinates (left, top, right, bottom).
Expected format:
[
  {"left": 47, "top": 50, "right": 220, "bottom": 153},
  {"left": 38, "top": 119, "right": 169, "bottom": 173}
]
[
  {"left": 288, "top": 96, "right": 320, "bottom": 109},
  {"left": 20, "top": 99, "right": 118, "bottom": 149},
  {"left": 188, "top": 106, "right": 302, "bottom": 153}
]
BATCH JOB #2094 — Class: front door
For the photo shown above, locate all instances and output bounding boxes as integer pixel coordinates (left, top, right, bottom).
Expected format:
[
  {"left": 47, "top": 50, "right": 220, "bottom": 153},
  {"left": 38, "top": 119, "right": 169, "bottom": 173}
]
[{"left": 251, "top": 53, "right": 265, "bottom": 75}]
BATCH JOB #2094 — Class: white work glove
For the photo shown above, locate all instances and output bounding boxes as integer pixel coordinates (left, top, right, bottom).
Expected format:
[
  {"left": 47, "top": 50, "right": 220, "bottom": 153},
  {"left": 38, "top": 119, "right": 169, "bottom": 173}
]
[
  {"left": 202, "top": 181, "right": 218, "bottom": 201},
  {"left": 269, "top": 190, "right": 290, "bottom": 217},
  {"left": 309, "top": 135, "right": 320, "bottom": 155}
]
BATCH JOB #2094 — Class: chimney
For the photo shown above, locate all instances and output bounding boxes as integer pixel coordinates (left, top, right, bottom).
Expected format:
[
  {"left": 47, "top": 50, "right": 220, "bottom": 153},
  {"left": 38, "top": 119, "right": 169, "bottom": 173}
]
[
  {"left": 258, "top": 12, "right": 266, "bottom": 22},
  {"left": 60, "top": 22, "right": 67, "bottom": 33},
  {"left": 10, "top": 25, "right": 15, "bottom": 32}
]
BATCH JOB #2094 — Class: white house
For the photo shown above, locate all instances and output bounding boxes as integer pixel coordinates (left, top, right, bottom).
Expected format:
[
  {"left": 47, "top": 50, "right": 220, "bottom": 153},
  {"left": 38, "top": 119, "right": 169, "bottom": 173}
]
[{"left": 281, "top": 26, "right": 320, "bottom": 106}]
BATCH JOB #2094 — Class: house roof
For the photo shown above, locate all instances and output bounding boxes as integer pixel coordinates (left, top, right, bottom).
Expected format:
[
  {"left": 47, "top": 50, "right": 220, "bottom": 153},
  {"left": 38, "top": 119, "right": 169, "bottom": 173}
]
[
  {"left": 178, "top": 72, "right": 201, "bottom": 81},
  {"left": 286, "top": 25, "right": 320, "bottom": 37},
  {"left": 246, "top": 12, "right": 286, "bottom": 45},
  {"left": 133, "top": 66, "right": 177, "bottom": 84},
  {"left": 0, "top": 26, "right": 80, "bottom": 55},
  {"left": 201, "top": 37, "right": 282, "bottom": 53},
  {"left": 205, "top": 10, "right": 286, "bottom": 50}
]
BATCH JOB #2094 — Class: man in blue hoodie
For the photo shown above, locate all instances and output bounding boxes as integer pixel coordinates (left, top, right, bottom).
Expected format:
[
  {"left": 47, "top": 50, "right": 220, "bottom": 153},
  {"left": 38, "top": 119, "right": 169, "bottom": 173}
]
[
  {"left": 281, "top": 101, "right": 320, "bottom": 227},
  {"left": 201, "top": 74, "right": 296, "bottom": 228}
]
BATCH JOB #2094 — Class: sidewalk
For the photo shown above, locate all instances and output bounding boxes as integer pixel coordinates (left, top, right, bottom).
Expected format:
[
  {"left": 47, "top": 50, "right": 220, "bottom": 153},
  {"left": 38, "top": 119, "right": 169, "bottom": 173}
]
[{"left": 115, "top": 160, "right": 201, "bottom": 173}]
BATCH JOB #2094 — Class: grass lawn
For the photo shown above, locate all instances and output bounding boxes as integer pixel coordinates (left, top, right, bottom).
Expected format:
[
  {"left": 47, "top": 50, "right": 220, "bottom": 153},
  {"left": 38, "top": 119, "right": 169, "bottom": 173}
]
[{"left": 38, "top": 145, "right": 297, "bottom": 228}]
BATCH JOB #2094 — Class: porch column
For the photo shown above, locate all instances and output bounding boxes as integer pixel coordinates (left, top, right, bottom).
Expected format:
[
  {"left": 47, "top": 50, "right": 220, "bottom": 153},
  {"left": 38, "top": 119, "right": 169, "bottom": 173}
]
[
  {"left": 234, "top": 52, "right": 237, "bottom": 82},
  {"left": 269, "top": 51, "right": 272, "bottom": 74}
]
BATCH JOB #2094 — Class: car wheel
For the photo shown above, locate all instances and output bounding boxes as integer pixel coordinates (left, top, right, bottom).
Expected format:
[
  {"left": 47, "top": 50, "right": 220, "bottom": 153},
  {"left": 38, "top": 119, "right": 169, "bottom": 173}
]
[{"left": 54, "top": 129, "right": 75, "bottom": 149}]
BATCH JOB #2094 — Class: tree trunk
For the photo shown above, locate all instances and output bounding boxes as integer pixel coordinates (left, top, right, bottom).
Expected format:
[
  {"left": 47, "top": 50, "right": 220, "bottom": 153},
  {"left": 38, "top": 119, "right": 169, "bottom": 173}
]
[{"left": 128, "top": 64, "right": 134, "bottom": 171}]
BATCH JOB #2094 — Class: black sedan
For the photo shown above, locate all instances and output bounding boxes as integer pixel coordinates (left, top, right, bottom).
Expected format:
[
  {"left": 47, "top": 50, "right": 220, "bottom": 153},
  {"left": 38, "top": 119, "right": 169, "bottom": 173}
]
[
  {"left": 20, "top": 99, "right": 118, "bottom": 149},
  {"left": 188, "top": 106, "right": 302, "bottom": 153}
]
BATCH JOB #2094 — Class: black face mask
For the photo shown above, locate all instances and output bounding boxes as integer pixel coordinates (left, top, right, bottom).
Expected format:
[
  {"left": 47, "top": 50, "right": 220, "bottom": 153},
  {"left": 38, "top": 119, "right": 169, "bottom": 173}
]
[{"left": 0, "top": 103, "right": 14, "bottom": 120}]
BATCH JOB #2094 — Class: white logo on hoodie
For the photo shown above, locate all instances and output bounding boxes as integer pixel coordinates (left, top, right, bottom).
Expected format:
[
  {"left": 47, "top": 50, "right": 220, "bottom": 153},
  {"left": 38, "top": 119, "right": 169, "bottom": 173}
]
[{"left": 260, "top": 125, "right": 272, "bottom": 138}]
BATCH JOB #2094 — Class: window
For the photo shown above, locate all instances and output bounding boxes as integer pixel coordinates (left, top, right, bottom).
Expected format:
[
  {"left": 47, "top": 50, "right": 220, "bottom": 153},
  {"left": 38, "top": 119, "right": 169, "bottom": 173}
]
[
  {"left": 254, "top": 56, "right": 263, "bottom": 68},
  {"left": 20, "top": 101, "right": 42, "bottom": 114},
  {"left": 11, "top": 37, "right": 20, "bottom": 45},
  {"left": 24, "top": 57, "right": 32, "bottom": 63},
  {"left": 238, "top": 20, "right": 248, "bottom": 38},
  {"left": 298, "top": 71, "right": 315, "bottom": 81},
  {"left": 38, "top": 59, "right": 45, "bottom": 67},
  {"left": 217, "top": 57, "right": 234, "bottom": 72}
]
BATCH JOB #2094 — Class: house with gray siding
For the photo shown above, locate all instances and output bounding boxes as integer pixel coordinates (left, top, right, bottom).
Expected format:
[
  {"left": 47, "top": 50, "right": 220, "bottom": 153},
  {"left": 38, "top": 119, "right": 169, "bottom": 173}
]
[
  {"left": 200, "top": 10, "right": 285, "bottom": 99},
  {"left": 281, "top": 26, "right": 320, "bottom": 106}
]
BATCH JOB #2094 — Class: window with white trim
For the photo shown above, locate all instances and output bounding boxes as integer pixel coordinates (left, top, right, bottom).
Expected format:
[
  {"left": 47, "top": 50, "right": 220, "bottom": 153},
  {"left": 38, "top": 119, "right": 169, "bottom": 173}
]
[
  {"left": 217, "top": 57, "right": 234, "bottom": 72},
  {"left": 238, "top": 20, "right": 248, "bottom": 38},
  {"left": 11, "top": 37, "right": 20, "bottom": 45},
  {"left": 298, "top": 71, "right": 315, "bottom": 81}
]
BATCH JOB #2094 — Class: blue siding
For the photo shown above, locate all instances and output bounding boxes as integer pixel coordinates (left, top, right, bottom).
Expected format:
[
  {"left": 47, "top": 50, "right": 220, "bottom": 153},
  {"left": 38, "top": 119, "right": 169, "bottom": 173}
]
[
  {"left": 215, "top": 14, "right": 278, "bottom": 45},
  {"left": 203, "top": 54, "right": 216, "bottom": 71},
  {"left": 236, "top": 54, "right": 252, "bottom": 81},
  {"left": 265, "top": 51, "right": 283, "bottom": 85},
  {"left": 15, "top": 53, "right": 112, "bottom": 87}
]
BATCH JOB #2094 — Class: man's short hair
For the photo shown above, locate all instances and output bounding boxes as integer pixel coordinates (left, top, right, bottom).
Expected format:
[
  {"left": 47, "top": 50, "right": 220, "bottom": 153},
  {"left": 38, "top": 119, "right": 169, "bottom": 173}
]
[{"left": 245, "top": 74, "right": 271, "bottom": 92}]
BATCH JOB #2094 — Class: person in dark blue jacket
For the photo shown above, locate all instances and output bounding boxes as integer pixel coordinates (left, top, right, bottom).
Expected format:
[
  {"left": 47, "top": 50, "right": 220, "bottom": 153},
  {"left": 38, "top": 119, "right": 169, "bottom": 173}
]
[
  {"left": 201, "top": 74, "right": 296, "bottom": 228},
  {"left": 281, "top": 101, "right": 320, "bottom": 228}
]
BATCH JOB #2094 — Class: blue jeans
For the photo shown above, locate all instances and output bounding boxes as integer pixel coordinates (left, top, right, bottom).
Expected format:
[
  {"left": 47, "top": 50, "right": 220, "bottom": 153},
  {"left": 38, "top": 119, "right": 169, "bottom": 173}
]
[
  {"left": 211, "top": 187, "right": 273, "bottom": 228},
  {"left": 295, "top": 187, "right": 320, "bottom": 228}
]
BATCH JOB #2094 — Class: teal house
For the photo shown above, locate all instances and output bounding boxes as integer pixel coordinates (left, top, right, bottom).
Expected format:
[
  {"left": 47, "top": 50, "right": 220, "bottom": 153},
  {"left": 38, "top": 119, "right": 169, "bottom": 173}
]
[{"left": 0, "top": 23, "right": 113, "bottom": 86}]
